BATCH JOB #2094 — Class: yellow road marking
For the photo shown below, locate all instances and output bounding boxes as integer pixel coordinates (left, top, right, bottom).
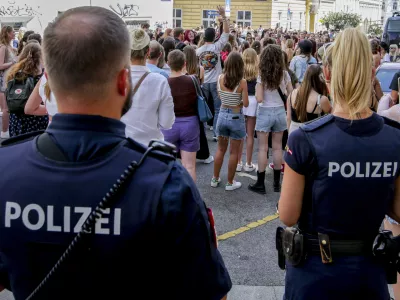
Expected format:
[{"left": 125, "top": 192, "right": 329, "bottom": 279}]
[{"left": 217, "top": 214, "right": 279, "bottom": 241}]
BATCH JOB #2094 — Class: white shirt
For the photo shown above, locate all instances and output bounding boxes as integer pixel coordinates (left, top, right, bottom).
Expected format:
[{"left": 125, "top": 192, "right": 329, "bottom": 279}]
[
  {"left": 38, "top": 75, "right": 58, "bottom": 117},
  {"left": 196, "top": 32, "right": 229, "bottom": 84},
  {"left": 257, "top": 71, "right": 291, "bottom": 108},
  {"left": 378, "top": 94, "right": 400, "bottom": 122},
  {"left": 121, "top": 65, "right": 175, "bottom": 146}
]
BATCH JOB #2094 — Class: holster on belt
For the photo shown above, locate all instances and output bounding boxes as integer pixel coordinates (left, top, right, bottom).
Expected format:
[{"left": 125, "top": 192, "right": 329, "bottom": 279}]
[{"left": 276, "top": 227, "right": 305, "bottom": 268}]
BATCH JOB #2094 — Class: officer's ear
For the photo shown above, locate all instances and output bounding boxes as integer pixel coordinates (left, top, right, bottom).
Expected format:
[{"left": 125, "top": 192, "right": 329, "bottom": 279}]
[{"left": 117, "top": 68, "right": 130, "bottom": 97}]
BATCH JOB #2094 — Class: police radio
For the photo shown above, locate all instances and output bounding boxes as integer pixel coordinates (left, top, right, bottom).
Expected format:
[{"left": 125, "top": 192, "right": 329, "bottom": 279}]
[{"left": 25, "top": 139, "right": 176, "bottom": 300}]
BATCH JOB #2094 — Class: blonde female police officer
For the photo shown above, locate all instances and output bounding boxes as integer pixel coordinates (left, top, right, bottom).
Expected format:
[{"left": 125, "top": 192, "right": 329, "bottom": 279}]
[{"left": 279, "top": 28, "right": 400, "bottom": 300}]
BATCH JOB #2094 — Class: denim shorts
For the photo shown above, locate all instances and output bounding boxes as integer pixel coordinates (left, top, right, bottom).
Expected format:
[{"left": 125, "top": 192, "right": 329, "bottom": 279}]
[
  {"left": 216, "top": 107, "right": 246, "bottom": 140},
  {"left": 255, "top": 106, "right": 287, "bottom": 133}
]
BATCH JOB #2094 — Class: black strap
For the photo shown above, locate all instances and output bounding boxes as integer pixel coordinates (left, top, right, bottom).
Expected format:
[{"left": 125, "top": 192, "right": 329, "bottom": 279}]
[
  {"left": 36, "top": 133, "right": 68, "bottom": 162},
  {"left": 277, "top": 87, "right": 287, "bottom": 107}
]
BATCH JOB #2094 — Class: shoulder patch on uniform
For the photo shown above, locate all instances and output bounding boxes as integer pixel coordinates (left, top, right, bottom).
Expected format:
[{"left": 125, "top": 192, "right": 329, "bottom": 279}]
[
  {"left": 382, "top": 116, "right": 400, "bottom": 130},
  {"left": 301, "top": 114, "right": 335, "bottom": 132}
]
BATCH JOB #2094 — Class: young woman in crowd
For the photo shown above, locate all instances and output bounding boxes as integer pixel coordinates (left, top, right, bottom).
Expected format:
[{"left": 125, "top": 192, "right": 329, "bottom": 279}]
[
  {"left": 162, "top": 50, "right": 200, "bottom": 181},
  {"left": 17, "top": 30, "right": 33, "bottom": 56},
  {"left": 290, "top": 39, "right": 317, "bottom": 84},
  {"left": 162, "top": 37, "right": 175, "bottom": 75},
  {"left": 251, "top": 41, "right": 261, "bottom": 56},
  {"left": 0, "top": 26, "right": 17, "bottom": 139},
  {"left": 241, "top": 41, "right": 250, "bottom": 53},
  {"left": 184, "top": 30, "right": 196, "bottom": 46},
  {"left": 370, "top": 39, "right": 381, "bottom": 69},
  {"left": 240, "top": 48, "right": 258, "bottom": 172},
  {"left": 183, "top": 45, "right": 214, "bottom": 164},
  {"left": 249, "top": 45, "right": 293, "bottom": 195},
  {"left": 212, "top": 52, "right": 249, "bottom": 191},
  {"left": 287, "top": 64, "right": 331, "bottom": 135},
  {"left": 158, "top": 28, "right": 172, "bottom": 44},
  {"left": 6, "top": 42, "right": 48, "bottom": 137},
  {"left": 285, "top": 39, "right": 295, "bottom": 62},
  {"left": 221, "top": 43, "right": 232, "bottom": 67}
]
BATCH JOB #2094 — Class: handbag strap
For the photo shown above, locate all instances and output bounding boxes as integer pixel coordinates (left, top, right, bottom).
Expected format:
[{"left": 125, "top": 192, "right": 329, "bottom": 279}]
[
  {"left": 132, "top": 72, "right": 150, "bottom": 97},
  {"left": 190, "top": 75, "right": 203, "bottom": 97}
]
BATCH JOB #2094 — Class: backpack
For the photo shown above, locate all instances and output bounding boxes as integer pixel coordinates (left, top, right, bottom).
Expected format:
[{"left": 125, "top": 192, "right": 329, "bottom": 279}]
[{"left": 6, "top": 71, "right": 35, "bottom": 114}]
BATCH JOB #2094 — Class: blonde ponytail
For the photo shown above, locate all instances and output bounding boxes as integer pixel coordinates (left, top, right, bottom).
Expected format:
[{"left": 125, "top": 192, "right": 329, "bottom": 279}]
[{"left": 331, "top": 28, "right": 372, "bottom": 119}]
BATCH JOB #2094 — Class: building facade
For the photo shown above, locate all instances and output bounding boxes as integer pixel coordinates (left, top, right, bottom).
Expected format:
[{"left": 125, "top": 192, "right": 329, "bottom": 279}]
[
  {"left": 173, "top": 0, "right": 273, "bottom": 30},
  {"left": 0, "top": 0, "right": 173, "bottom": 33}
]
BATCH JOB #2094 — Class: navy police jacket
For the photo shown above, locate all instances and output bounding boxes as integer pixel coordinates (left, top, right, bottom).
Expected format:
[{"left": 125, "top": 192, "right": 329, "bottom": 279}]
[
  {"left": 0, "top": 114, "right": 232, "bottom": 300},
  {"left": 285, "top": 113, "right": 400, "bottom": 239}
]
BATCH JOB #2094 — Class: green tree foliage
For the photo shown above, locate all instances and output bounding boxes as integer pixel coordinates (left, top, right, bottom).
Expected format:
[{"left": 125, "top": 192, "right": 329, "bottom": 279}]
[
  {"left": 368, "top": 23, "right": 383, "bottom": 36},
  {"left": 320, "top": 12, "right": 362, "bottom": 30}
]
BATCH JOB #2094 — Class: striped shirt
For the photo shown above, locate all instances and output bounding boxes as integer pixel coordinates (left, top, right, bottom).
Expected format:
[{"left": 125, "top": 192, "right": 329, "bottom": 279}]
[{"left": 217, "top": 75, "right": 242, "bottom": 106}]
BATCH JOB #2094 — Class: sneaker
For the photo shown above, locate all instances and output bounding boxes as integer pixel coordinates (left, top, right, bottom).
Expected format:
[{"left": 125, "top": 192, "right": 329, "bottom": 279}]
[
  {"left": 209, "top": 126, "right": 213, "bottom": 131},
  {"left": 243, "top": 163, "right": 256, "bottom": 172},
  {"left": 1, "top": 131, "right": 9, "bottom": 139},
  {"left": 211, "top": 177, "right": 221, "bottom": 187},
  {"left": 236, "top": 163, "right": 243, "bottom": 172},
  {"left": 203, "top": 156, "right": 214, "bottom": 164},
  {"left": 213, "top": 136, "right": 218, "bottom": 142},
  {"left": 225, "top": 181, "right": 242, "bottom": 191}
]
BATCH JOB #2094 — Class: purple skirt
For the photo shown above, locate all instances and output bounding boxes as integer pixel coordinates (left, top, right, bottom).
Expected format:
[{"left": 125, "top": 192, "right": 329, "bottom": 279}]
[{"left": 162, "top": 116, "right": 200, "bottom": 152}]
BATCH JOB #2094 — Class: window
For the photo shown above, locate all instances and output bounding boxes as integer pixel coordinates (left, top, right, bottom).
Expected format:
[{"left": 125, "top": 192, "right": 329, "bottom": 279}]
[
  {"left": 237, "top": 10, "right": 252, "bottom": 27},
  {"left": 202, "top": 10, "right": 215, "bottom": 28},
  {"left": 393, "top": 1, "right": 398, "bottom": 11},
  {"left": 173, "top": 9, "right": 182, "bottom": 28}
]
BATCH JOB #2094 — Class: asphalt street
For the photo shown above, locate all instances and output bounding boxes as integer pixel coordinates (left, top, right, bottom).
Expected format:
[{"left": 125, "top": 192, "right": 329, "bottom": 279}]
[{"left": 197, "top": 127, "right": 285, "bottom": 288}]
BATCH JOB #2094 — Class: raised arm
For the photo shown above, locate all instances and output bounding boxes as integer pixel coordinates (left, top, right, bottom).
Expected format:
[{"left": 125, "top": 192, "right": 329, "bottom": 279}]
[{"left": 25, "top": 77, "right": 48, "bottom": 116}]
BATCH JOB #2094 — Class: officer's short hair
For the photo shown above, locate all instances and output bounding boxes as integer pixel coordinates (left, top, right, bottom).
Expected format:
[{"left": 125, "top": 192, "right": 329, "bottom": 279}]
[
  {"left": 168, "top": 50, "right": 185, "bottom": 72},
  {"left": 43, "top": 6, "right": 130, "bottom": 97}
]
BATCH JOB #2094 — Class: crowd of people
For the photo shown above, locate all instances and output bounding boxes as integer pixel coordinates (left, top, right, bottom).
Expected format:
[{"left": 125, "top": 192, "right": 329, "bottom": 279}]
[{"left": 0, "top": 4, "right": 400, "bottom": 300}]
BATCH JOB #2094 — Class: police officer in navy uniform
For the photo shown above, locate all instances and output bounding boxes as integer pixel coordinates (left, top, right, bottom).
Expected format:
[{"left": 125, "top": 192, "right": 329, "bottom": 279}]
[
  {"left": 0, "top": 7, "right": 231, "bottom": 300},
  {"left": 278, "top": 28, "right": 400, "bottom": 299}
]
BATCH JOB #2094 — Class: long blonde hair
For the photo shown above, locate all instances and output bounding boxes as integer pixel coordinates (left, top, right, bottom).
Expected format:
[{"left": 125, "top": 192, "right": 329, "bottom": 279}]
[
  {"left": 242, "top": 48, "right": 258, "bottom": 81},
  {"left": 331, "top": 28, "right": 372, "bottom": 119}
]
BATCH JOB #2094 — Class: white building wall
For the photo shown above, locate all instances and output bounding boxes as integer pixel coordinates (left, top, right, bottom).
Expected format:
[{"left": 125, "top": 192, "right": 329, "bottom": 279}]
[
  {"left": 0, "top": 0, "right": 173, "bottom": 34},
  {"left": 271, "top": 0, "right": 307, "bottom": 31},
  {"left": 314, "top": 0, "right": 335, "bottom": 32}
]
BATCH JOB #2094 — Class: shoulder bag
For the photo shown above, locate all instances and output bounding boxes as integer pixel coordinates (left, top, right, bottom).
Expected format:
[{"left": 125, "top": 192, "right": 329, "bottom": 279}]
[{"left": 190, "top": 75, "right": 213, "bottom": 122}]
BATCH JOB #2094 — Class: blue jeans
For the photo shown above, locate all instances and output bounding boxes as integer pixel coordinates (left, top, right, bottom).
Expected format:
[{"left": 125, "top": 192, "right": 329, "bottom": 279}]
[
  {"left": 202, "top": 82, "right": 221, "bottom": 137},
  {"left": 216, "top": 108, "right": 246, "bottom": 140}
]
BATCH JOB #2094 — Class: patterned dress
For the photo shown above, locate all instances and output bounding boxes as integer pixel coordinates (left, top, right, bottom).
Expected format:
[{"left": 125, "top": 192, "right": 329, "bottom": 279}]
[{"left": 9, "top": 75, "right": 49, "bottom": 137}]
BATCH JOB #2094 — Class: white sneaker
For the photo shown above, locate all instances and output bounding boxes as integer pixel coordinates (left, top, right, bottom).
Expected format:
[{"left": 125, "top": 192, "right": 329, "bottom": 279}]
[
  {"left": 209, "top": 126, "right": 213, "bottom": 131},
  {"left": 243, "top": 163, "right": 256, "bottom": 172},
  {"left": 211, "top": 177, "right": 221, "bottom": 187},
  {"left": 225, "top": 181, "right": 242, "bottom": 191},
  {"left": 213, "top": 136, "right": 218, "bottom": 142},
  {"left": 236, "top": 163, "right": 243, "bottom": 172},
  {"left": 1, "top": 131, "right": 10, "bottom": 139},
  {"left": 203, "top": 156, "right": 214, "bottom": 164}
]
